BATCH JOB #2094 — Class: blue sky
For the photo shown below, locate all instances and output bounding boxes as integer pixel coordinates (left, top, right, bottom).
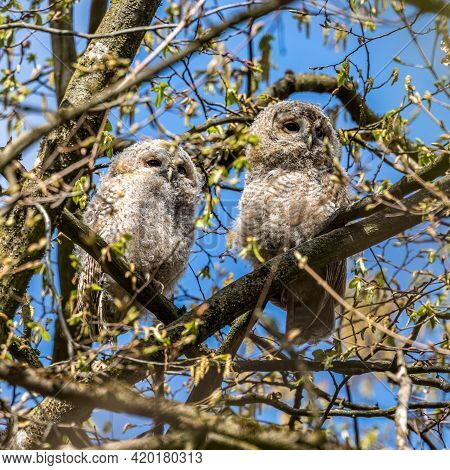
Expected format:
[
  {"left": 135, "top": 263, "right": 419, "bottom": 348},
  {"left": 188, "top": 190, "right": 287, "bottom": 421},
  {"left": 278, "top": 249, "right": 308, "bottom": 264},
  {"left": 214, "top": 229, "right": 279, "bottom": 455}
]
[{"left": 1, "top": 0, "right": 448, "bottom": 449}]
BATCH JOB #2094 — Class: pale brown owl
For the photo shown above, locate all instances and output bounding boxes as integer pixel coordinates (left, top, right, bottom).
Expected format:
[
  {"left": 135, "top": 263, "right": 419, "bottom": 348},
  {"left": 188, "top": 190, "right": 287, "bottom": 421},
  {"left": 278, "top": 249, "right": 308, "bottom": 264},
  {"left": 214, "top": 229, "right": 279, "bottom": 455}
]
[
  {"left": 235, "top": 100, "right": 348, "bottom": 344},
  {"left": 75, "top": 139, "right": 202, "bottom": 336}
]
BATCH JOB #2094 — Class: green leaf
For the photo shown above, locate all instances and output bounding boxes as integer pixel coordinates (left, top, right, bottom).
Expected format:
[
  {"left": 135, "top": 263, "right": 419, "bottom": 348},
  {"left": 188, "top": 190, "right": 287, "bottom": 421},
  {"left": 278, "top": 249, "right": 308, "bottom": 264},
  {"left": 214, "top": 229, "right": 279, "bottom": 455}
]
[
  {"left": 72, "top": 176, "right": 88, "bottom": 209},
  {"left": 99, "top": 131, "right": 115, "bottom": 158},
  {"left": 182, "top": 318, "right": 200, "bottom": 337},
  {"left": 225, "top": 88, "right": 237, "bottom": 106},
  {"left": 240, "top": 236, "right": 265, "bottom": 263},
  {"left": 154, "top": 82, "right": 169, "bottom": 108},
  {"left": 108, "top": 233, "right": 132, "bottom": 258},
  {"left": 336, "top": 59, "right": 350, "bottom": 87},
  {"left": 40, "top": 327, "right": 50, "bottom": 342}
]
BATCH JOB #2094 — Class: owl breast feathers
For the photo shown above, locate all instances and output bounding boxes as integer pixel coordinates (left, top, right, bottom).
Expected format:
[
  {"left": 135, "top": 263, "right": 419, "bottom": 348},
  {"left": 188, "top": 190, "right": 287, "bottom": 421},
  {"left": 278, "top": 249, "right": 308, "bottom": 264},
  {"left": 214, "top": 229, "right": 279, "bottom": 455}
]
[
  {"left": 75, "top": 139, "right": 202, "bottom": 336},
  {"left": 235, "top": 100, "right": 349, "bottom": 344}
]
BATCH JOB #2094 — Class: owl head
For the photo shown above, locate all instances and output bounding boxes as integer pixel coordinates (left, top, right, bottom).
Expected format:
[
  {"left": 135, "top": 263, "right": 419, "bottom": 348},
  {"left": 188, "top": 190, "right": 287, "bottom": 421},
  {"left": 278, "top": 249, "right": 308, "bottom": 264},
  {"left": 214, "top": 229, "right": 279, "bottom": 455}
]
[
  {"left": 109, "top": 139, "right": 203, "bottom": 195},
  {"left": 246, "top": 100, "right": 340, "bottom": 172}
]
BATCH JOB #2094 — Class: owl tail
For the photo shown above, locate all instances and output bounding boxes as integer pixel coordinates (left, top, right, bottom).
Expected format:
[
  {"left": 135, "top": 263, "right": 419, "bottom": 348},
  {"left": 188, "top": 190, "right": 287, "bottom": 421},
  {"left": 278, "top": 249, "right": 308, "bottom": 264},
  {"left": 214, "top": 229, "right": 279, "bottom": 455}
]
[{"left": 282, "top": 261, "right": 346, "bottom": 345}]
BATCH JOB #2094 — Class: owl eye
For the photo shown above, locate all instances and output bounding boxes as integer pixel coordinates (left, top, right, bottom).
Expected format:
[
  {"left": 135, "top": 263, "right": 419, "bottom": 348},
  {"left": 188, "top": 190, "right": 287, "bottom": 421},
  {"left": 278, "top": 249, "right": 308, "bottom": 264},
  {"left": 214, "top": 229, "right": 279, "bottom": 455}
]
[
  {"left": 315, "top": 127, "right": 326, "bottom": 140},
  {"left": 283, "top": 121, "right": 300, "bottom": 133},
  {"left": 177, "top": 165, "right": 187, "bottom": 176},
  {"left": 146, "top": 159, "right": 161, "bottom": 167}
]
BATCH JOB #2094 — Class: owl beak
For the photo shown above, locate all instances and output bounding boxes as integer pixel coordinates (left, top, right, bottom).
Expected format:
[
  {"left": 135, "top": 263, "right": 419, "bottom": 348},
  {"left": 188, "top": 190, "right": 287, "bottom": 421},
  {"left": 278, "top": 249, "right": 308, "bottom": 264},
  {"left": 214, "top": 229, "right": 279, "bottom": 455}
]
[
  {"left": 166, "top": 167, "right": 174, "bottom": 182},
  {"left": 306, "top": 134, "right": 313, "bottom": 149}
]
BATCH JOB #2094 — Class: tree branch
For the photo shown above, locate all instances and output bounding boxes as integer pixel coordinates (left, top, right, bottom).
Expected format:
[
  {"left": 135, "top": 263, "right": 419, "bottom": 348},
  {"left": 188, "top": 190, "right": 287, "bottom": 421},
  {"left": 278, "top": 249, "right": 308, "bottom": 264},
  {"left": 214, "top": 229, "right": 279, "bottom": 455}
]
[
  {"left": 257, "top": 71, "right": 420, "bottom": 160},
  {"left": 59, "top": 164, "right": 449, "bottom": 347},
  {"left": 59, "top": 209, "right": 180, "bottom": 324},
  {"left": 49, "top": 0, "right": 78, "bottom": 364},
  {"left": 232, "top": 359, "right": 450, "bottom": 376},
  {"left": 58, "top": 208, "right": 212, "bottom": 357},
  {"left": 112, "top": 71, "right": 431, "bottom": 166},
  {"left": 0, "top": 361, "right": 338, "bottom": 450},
  {"left": 223, "top": 392, "right": 448, "bottom": 419},
  {"left": 325, "top": 154, "right": 449, "bottom": 230},
  {"left": 49, "top": 2, "right": 77, "bottom": 105},
  {"left": 0, "top": 0, "right": 292, "bottom": 170},
  {"left": 88, "top": 0, "right": 108, "bottom": 35},
  {"left": 404, "top": 0, "right": 450, "bottom": 17},
  {"left": 63, "top": 175, "right": 450, "bottom": 378},
  {"left": 257, "top": 72, "right": 378, "bottom": 125}
]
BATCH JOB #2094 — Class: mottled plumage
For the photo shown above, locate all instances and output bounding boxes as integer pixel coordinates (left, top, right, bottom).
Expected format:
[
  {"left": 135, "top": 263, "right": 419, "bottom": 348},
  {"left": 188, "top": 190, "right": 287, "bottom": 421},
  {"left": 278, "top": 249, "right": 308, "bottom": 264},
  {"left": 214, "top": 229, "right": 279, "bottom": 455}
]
[
  {"left": 235, "top": 100, "right": 348, "bottom": 344},
  {"left": 75, "top": 139, "right": 202, "bottom": 335}
]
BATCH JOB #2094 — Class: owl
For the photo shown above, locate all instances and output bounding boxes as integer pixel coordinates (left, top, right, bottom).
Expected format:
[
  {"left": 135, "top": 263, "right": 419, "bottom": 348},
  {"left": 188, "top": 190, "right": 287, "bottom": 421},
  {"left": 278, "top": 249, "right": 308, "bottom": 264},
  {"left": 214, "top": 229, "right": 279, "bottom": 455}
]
[
  {"left": 75, "top": 139, "right": 202, "bottom": 336},
  {"left": 235, "top": 100, "right": 348, "bottom": 344}
]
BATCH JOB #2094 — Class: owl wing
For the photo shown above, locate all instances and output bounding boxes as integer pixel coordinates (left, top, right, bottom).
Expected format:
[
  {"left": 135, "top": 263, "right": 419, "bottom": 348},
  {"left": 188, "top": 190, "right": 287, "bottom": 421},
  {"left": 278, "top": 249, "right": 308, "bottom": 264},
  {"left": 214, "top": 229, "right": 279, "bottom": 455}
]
[
  {"left": 75, "top": 254, "right": 104, "bottom": 339},
  {"left": 282, "top": 260, "right": 346, "bottom": 344}
]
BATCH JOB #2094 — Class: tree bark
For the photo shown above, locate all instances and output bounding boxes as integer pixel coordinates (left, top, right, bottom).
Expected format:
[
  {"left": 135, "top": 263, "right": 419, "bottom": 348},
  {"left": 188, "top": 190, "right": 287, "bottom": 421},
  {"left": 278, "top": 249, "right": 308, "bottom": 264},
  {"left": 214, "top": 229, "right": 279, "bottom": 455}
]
[
  {"left": 404, "top": 0, "right": 449, "bottom": 17},
  {"left": 88, "top": 0, "right": 108, "bottom": 34},
  {"left": 48, "top": 0, "right": 78, "bottom": 363},
  {"left": 50, "top": 1, "right": 77, "bottom": 105}
]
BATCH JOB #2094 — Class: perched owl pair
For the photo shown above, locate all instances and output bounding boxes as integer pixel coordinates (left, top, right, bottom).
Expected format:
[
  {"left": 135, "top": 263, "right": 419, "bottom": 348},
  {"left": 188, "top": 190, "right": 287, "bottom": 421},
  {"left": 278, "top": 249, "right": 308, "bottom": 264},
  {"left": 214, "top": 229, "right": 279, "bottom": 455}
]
[{"left": 75, "top": 101, "right": 348, "bottom": 344}]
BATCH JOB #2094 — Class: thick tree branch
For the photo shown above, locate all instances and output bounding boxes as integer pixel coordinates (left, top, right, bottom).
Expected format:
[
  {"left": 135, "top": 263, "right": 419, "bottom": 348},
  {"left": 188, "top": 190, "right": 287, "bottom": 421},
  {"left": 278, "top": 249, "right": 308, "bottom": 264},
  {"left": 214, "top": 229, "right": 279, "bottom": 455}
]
[
  {"left": 257, "top": 72, "right": 420, "bottom": 161},
  {"left": 393, "top": 351, "right": 412, "bottom": 449},
  {"left": 88, "top": 0, "right": 108, "bottom": 35},
  {"left": 0, "top": 361, "right": 337, "bottom": 450},
  {"left": 58, "top": 160, "right": 449, "bottom": 334},
  {"left": 1, "top": 360, "right": 446, "bottom": 449},
  {"left": 145, "top": 176, "right": 449, "bottom": 363},
  {"left": 50, "top": 2, "right": 77, "bottom": 105},
  {"left": 63, "top": 175, "right": 450, "bottom": 377},
  {"left": 257, "top": 72, "right": 378, "bottom": 125},
  {"left": 409, "top": 375, "right": 450, "bottom": 392},
  {"left": 58, "top": 208, "right": 212, "bottom": 357},
  {"left": 49, "top": 1, "right": 78, "bottom": 363},
  {"left": 57, "top": 209, "right": 214, "bottom": 370},
  {"left": 0, "top": 361, "right": 197, "bottom": 428},
  {"left": 113, "top": 71, "right": 431, "bottom": 166},
  {"left": 404, "top": 0, "right": 450, "bottom": 17},
  {"left": 60, "top": 209, "right": 180, "bottom": 324}
]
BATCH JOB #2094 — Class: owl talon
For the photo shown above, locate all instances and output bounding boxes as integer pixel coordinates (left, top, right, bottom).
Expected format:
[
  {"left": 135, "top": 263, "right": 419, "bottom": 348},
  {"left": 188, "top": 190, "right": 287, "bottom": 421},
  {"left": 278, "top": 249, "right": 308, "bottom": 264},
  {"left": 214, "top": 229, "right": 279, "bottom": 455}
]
[
  {"left": 153, "top": 279, "right": 165, "bottom": 294},
  {"left": 142, "top": 273, "right": 165, "bottom": 293}
]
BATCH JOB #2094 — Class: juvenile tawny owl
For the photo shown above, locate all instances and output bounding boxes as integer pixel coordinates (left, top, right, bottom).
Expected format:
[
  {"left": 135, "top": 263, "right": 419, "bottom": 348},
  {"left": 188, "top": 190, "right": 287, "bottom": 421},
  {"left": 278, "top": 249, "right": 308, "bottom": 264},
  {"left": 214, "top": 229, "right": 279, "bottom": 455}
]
[
  {"left": 75, "top": 139, "right": 202, "bottom": 335},
  {"left": 235, "top": 100, "right": 348, "bottom": 344}
]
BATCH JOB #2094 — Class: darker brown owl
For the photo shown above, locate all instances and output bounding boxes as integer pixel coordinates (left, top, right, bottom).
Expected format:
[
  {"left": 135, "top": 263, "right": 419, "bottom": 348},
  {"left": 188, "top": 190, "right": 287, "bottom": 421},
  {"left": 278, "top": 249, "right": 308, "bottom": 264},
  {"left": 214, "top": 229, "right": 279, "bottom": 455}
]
[{"left": 235, "top": 100, "right": 349, "bottom": 344}]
